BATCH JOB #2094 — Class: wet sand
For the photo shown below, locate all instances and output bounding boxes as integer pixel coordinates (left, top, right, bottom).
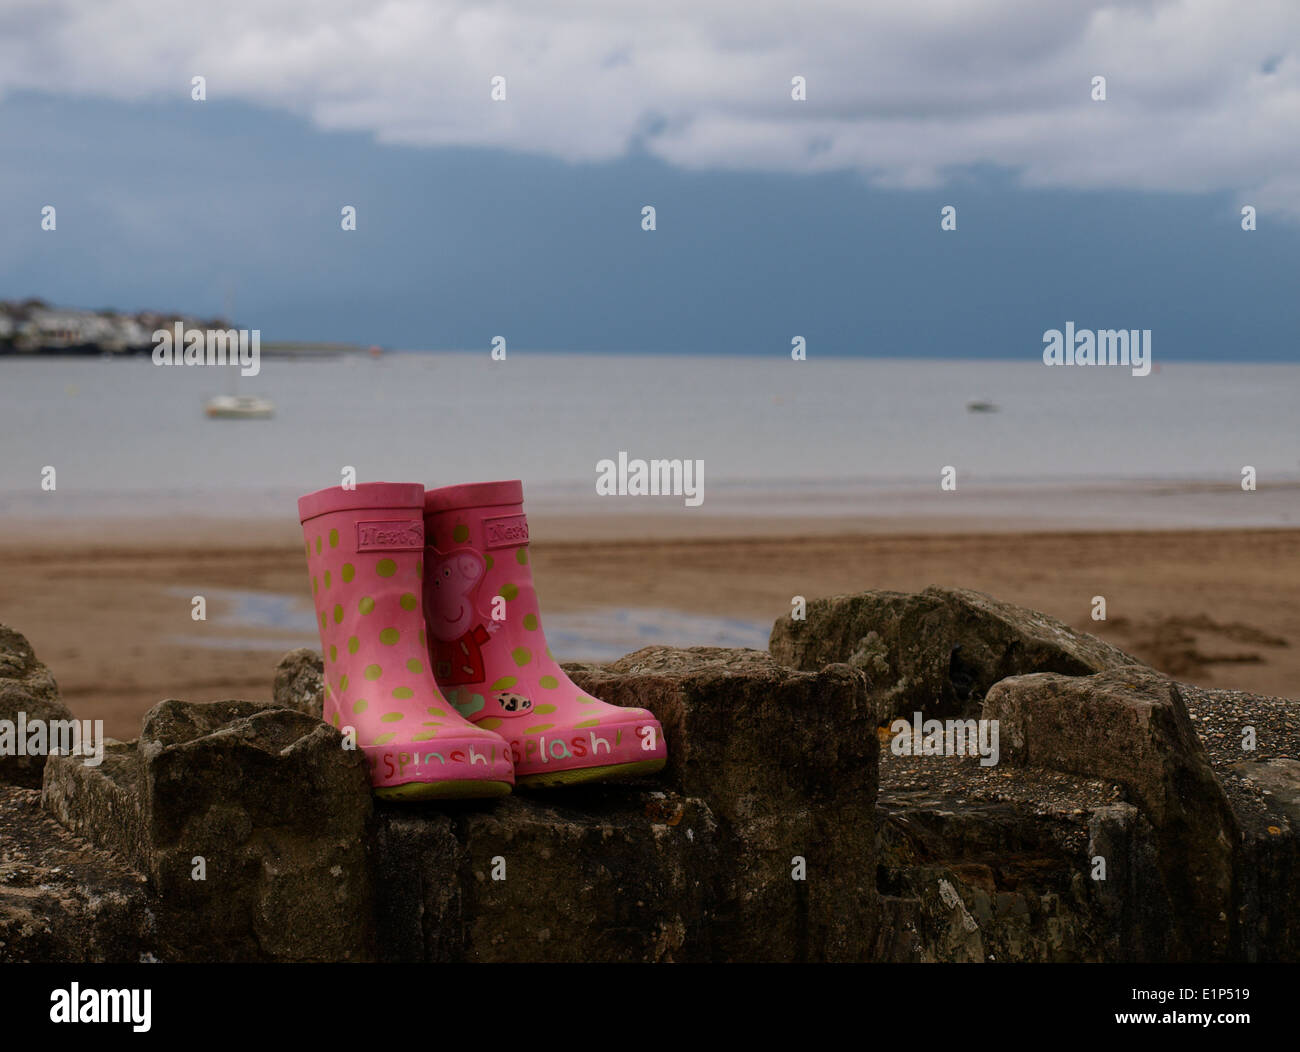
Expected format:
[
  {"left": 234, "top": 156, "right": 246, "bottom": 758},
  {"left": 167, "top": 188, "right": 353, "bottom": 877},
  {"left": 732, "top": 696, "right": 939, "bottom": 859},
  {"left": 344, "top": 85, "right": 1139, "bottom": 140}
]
[{"left": 1, "top": 514, "right": 1297, "bottom": 740}]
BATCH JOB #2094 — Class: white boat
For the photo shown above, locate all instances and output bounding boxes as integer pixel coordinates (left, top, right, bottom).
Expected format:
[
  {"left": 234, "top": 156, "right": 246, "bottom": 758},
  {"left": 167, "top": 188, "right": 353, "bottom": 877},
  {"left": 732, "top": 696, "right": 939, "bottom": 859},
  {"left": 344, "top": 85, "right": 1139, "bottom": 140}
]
[
  {"left": 205, "top": 394, "right": 275, "bottom": 419},
  {"left": 203, "top": 288, "right": 274, "bottom": 419}
]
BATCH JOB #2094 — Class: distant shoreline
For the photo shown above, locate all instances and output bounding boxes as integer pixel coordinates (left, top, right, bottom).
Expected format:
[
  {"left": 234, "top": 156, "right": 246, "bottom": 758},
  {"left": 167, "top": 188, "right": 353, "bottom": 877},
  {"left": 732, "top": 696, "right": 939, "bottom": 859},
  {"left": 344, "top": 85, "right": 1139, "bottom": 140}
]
[
  {"left": 0, "top": 341, "right": 369, "bottom": 359},
  {"left": 6, "top": 346, "right": 1300, "bottom": 365},
  {"left": 0, "top": 299, "right": 376, "bottom": 358}
]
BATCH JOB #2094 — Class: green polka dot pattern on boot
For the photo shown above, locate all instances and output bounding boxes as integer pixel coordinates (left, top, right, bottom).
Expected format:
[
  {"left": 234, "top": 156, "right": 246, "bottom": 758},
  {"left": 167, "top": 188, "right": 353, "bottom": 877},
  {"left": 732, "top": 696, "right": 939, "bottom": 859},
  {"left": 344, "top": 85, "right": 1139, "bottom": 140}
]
[{"left": 299, "top": 493, "right": 519, "bottom": 801}]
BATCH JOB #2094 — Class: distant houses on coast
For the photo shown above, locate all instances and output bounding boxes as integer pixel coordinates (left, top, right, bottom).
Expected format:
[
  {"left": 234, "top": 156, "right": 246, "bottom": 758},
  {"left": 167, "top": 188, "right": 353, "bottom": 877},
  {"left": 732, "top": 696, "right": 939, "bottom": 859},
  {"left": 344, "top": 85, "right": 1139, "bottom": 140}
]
[{"left": 0, "top": 299, "right": 366, "bottom": 358}]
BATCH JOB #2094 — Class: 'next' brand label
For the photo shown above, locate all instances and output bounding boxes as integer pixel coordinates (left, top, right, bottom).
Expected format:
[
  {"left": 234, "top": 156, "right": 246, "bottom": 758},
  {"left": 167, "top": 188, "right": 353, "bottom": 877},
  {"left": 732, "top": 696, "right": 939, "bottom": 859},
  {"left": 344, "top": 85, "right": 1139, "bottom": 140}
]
[
  {"left": 356, "top": 520, "right": 424, "bottom": 551},
  {"left": 483, "top": 514, "right": 529, "bottom": 549}
]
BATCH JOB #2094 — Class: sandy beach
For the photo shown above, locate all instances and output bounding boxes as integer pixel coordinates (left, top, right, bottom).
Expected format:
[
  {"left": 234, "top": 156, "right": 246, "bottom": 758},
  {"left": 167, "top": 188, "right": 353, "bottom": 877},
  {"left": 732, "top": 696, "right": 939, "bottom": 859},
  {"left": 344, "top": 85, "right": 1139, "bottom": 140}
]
[
  {"left": 4, "top": 356, "right": 1297, "bottom": 740},
  {"left": 1, "top": 512, "right": 1296, "bottom": 740}
]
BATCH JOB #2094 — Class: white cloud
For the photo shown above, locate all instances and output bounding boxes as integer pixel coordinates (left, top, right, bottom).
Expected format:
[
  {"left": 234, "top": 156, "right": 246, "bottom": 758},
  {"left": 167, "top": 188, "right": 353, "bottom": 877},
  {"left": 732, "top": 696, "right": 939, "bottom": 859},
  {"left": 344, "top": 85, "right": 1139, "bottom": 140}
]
[{"left": 2, "top": 0, "right": 1298, "bottom": 213}]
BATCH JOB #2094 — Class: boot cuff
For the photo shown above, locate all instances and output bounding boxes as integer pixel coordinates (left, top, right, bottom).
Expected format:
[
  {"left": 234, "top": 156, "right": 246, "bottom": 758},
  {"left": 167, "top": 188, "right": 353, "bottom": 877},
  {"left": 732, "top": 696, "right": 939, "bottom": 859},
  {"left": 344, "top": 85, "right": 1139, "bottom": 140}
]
[
  {"left": 298, "top": 482, "right": 425, "bottom": 523},
  {"left": 423, "top": 479, "right": 523, "bottom": 514}
]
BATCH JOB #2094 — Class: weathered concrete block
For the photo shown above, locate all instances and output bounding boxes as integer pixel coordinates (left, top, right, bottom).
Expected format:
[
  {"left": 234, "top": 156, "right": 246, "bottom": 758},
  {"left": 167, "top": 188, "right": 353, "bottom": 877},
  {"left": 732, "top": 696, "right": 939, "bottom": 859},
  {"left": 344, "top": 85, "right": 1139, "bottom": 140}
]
[
  {"left": 367, "top": 648, "right": 880, "bottom": 962},
  {"left": 374, "top": 788, "right": 879, "bottom": 962},
  {"left": 371, "top": 805, "right": 469, "bottom": 964},
  {"left": 0, "top": 624, "right": 77, "bottom": 788},
  {"left": 137, "top": 699, "right": 376, "bottom": 961},
  {"left": 42, "top": 698, "right": 377, "bottom": 961},
  {"left": 374, "top": 790, "right": 718, "bottom": 963},
  {"left": 983, "top": 666, "right": 1239, "bottom": 960},
  {"left": 723, "top": 804, "right": 877, "bottom": 961},
  {"left": 567, "top": 646, "right": 879, "bottom": 960},
  {"left": 41, "top": 740, "right": 148, "bottom": 871},
  {"left": 373, "top": 789, "right": 716, "bottom": 962},
  {"left": 876, "top": 779, "right": 1174, "bottom": 963},
  {"left": 457, "top": 791, "right": 718, "bottom": 963},
  {"left": 0, "top": 786, "right": 152, "bottom": 962},
  {"left": 272, "top": 647, "right": 324, "bottom": 720},
  {"left": 769, "top": 587, "right": 1141, "bottom": 720},
  {"left": 1169, "top": 682, "right": 1300, "bottom": 961},
  {"left": 566, "top": 646, "right": 876, "bottom": 823}
]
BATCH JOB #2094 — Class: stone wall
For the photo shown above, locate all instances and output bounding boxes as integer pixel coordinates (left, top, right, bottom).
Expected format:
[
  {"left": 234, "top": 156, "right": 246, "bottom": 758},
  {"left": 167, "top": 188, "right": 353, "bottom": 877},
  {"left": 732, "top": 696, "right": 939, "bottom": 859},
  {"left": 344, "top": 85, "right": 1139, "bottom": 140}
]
[{"left": 1, "top": 589, "right": 1296, "bottom": 962}]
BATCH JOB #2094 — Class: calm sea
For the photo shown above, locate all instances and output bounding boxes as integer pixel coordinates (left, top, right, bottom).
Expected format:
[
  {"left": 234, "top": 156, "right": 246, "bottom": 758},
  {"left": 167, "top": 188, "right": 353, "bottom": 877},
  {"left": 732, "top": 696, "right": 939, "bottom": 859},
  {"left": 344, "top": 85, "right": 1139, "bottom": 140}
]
[{"left": 1, "top": 353, "right": 1297, "bottom": 524}]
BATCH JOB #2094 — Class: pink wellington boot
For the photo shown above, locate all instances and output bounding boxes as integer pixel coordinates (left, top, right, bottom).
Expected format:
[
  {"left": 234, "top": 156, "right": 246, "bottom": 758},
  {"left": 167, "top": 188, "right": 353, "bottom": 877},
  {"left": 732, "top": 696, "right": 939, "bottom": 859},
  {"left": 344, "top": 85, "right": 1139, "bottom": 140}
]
[
  {"left": 299, "top": 482, "right": 514, "bottom": 799},
  {"left": 421, "top": 480, "right": 668, "bottom": 787}
]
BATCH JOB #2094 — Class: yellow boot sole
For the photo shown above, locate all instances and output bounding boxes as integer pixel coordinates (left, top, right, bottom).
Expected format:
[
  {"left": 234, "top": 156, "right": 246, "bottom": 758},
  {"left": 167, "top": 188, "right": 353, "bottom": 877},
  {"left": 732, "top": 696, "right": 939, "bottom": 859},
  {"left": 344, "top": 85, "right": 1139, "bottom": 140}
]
[
  {"left": 515, "top": 758, "right": 666, "bottom": 789},
  {"left": 375, "top": 779, "right": 513, "bottom": 801}
]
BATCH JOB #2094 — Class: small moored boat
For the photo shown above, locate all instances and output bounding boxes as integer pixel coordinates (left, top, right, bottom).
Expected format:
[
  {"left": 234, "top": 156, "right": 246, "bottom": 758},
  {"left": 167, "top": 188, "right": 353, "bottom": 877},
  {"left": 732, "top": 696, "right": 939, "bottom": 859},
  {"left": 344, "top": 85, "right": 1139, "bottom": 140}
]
[{"left": 205, "top": 394, "right": 275, "bottom": 419}]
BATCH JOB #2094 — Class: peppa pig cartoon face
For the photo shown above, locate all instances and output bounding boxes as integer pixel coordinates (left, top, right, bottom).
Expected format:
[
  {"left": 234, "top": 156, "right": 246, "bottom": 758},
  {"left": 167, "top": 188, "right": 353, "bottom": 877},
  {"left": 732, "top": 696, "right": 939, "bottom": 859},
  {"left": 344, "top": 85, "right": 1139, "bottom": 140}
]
[{"left": 427, "top": 550, "right": 485, "bottom": 641}]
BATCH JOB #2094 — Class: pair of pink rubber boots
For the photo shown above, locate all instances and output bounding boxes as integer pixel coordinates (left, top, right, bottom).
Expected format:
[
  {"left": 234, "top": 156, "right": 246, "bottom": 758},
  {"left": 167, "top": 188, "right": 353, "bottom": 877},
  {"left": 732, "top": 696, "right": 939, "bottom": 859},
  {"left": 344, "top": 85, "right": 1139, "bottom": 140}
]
[{"left": 298, "top": 480, "right": 667, "bottom": 799}]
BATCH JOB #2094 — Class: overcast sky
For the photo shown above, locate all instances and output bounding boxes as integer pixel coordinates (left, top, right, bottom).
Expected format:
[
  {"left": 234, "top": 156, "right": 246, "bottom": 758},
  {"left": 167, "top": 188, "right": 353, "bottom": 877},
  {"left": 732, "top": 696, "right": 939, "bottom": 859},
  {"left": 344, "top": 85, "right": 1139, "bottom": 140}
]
[{"left": 1, "top": 0, "right": 1296, "bottom": 357}]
